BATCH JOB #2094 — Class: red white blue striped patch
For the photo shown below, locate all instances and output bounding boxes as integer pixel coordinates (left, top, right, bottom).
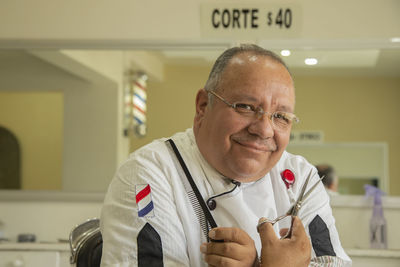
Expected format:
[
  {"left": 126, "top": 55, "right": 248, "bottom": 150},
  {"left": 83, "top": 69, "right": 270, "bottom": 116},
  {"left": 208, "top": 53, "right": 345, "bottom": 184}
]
[{"left": 135, "top": 184, "right": 155, "bottom": 217}]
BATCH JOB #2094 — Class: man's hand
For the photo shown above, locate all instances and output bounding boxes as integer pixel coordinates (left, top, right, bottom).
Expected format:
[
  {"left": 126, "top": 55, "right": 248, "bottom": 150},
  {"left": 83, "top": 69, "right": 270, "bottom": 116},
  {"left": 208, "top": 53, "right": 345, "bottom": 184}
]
[
  {"left": 257, "top": 216, "right": 311, "bottom": 267},
  {"left": 200, "top": 227, "right": 258, "bottom": 267}
]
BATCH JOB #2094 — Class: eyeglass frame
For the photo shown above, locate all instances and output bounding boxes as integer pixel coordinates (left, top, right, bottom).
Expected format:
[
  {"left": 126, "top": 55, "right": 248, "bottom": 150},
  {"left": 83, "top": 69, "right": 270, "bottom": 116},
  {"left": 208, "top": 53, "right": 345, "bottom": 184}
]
[{"left": 205, "top": 89, "right": 300, "bottom": 131}]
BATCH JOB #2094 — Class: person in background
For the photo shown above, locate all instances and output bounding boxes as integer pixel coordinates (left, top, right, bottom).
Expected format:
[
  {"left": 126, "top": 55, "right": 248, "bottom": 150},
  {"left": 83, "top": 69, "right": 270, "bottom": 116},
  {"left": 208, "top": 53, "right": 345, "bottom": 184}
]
[
  {"left": 100, "top": 44, "right": 351, "bottom": 267},
  {"left": 316, "top": 164, "right": 339, "bottom": 196}
]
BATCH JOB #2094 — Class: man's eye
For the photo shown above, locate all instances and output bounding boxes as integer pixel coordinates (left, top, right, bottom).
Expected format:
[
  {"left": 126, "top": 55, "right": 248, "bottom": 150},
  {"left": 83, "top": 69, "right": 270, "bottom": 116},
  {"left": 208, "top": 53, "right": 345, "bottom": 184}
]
[
  {"left": 273, "top": 112, "right": 290, "bottom": 123},
  {"left": 234, "top": 103, "right": 255, "bottom": 113}
]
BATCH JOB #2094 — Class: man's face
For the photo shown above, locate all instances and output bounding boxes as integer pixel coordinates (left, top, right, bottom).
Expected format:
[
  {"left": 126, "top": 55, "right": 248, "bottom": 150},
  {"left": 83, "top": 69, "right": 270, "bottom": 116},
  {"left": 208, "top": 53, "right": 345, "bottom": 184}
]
[{"left": 194, "top": 53, "right": 295, "bottom": 182}]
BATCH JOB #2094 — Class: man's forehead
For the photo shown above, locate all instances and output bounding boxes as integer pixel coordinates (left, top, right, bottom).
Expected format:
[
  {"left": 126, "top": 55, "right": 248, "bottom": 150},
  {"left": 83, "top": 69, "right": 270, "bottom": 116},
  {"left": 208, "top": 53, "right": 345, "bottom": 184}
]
[
  {"left": 227, "top": 52, "right": 275, "bottom": 66},
  {"left": 228, "top": 52, "right": 261, "bottom": 65},
  {"left": 219, "top": 53, "right": 295, "bottom": 104},
  {"left": 224, "top": 53, "right": 291, "bottom": 81},
  {"left": 221, "top": 53, "right": 293, "bottom": 85}
]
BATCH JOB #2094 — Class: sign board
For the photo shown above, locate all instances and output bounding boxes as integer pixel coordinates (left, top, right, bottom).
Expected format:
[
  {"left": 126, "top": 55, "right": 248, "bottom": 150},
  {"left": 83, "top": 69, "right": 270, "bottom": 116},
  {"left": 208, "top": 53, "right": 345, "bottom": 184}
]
[
  {"left": 290, "top": 131, "right": 324, "bottom": 144},
  {"left": 201, "top": 3, "right": 302, "bottom": 38}
]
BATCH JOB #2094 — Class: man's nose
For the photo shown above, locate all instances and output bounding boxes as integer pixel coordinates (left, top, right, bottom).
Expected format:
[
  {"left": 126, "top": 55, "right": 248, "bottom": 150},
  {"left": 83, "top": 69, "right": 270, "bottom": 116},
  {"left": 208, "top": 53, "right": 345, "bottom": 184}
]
[{"left": 247, "top": 114, "right": 275, "bottom": 138}]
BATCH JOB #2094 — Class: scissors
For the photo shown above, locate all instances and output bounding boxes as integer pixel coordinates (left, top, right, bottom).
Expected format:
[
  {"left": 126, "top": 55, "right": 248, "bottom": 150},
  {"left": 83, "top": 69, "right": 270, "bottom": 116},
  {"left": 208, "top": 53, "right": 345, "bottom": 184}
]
[{"left": 257, "top": 169, "right": 325, "bottom": 239}]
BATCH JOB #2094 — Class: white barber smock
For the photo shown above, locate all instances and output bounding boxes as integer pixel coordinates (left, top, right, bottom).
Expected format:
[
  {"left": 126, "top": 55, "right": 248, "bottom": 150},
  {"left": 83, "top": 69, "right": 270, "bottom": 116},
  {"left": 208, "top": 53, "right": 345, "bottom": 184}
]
[{"left": 100, "top": 128, "right": 351, "bottom": 267}]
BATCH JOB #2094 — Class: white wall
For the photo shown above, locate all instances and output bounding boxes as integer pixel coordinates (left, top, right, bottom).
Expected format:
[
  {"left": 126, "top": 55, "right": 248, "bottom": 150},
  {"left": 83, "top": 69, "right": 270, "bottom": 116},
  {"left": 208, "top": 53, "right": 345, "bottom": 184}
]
[{"left": 0, "top": 0, "right": 398, "bottom": 49}]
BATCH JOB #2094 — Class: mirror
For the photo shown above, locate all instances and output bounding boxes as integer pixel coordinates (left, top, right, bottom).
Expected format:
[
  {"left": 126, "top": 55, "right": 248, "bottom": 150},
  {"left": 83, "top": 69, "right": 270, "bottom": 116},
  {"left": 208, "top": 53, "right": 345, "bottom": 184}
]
[{"left": 0, "top": 46, "right": 399, "bottom": 195}]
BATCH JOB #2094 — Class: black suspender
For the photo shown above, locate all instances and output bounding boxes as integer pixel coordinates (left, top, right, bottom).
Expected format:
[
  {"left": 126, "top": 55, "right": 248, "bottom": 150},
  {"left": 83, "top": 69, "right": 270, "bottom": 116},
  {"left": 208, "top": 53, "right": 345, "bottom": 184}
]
[{"left": 166, "top": 139, "right": 220, "bottom": 241}]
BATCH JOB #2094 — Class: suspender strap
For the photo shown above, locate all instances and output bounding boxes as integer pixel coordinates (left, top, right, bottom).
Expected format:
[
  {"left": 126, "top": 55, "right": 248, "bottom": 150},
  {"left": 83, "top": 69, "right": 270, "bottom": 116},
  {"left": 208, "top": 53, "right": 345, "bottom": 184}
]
[{"left": 166, "top": 139, "right": 218, "bottom": 230}]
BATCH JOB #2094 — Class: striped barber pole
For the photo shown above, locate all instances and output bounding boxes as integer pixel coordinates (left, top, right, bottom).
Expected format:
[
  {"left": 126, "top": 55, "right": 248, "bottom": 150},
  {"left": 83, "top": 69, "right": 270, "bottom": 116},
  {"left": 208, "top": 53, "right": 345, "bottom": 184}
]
[
  {"left": 133, "top": 79, "right": 146, "bottom": 126},
  {"left": 132, "top": 74, "right": 147, "bottom": 137},
  {"left": 123, "top": 71, "right": 148, "bottom": 137},
  {"left": 135, "top": 184, "right": 155, "bottom": 217}
]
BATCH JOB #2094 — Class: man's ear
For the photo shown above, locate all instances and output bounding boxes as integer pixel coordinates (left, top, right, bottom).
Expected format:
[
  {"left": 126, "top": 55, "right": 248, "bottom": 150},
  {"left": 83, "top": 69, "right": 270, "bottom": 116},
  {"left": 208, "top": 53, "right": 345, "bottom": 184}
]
[{"left": 194, "top": 88, "right": 209, "bottom": 124}]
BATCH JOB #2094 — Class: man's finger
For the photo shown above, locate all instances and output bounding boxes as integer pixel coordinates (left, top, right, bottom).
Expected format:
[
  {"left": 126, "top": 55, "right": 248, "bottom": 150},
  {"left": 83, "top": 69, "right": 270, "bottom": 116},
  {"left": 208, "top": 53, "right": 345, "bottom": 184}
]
[
  {"left": 209, "top": 227, "right": 252, "bottom": 245},
  {"left": 290, "top": 216, "right": 307, "bottom": 240},
  {"left": 257, "top": 217, "right": 279, "bottom": 247},
  {"left": 203, "top": 241, "right": 248, "bottom": 260},
  {"left": 287, "top": 216, "right": 312, "bottom": 261},
  {"left": 204, "top": 253, "right": 238, "bottom": 267}
]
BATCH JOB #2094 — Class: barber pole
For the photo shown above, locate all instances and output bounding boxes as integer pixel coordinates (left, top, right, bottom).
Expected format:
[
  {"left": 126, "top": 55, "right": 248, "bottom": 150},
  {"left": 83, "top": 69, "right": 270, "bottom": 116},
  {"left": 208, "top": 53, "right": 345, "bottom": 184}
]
[
  {"left": 123, "top": 71, "right": 148, "bottom": 137},
  {"left": 132, "top": 73, "right": 147, "bottom": 137}
]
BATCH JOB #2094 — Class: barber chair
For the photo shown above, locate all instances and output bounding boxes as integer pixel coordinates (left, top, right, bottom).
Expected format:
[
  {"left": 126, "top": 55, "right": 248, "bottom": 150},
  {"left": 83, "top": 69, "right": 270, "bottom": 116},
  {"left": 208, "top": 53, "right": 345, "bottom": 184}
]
[{"left": 69, "top": 218, "right": 103, "bottom": 267}]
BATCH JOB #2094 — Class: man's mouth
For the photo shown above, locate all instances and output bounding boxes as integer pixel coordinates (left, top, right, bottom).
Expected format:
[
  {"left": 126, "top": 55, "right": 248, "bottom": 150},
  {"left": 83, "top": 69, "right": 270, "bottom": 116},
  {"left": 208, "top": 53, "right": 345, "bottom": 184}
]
[{"left": 232, "top": 137, "right": 277, "bottom": 152}]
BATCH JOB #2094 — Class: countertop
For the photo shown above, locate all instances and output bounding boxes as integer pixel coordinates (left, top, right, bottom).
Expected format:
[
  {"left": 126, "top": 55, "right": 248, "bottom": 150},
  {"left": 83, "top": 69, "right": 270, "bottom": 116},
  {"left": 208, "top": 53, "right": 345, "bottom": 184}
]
[
  {"left": 346, "top": 248, "right": 400, "bottom": 258},
  {"left": 0, "top": 242, "right": 70, "bottom": 251}
]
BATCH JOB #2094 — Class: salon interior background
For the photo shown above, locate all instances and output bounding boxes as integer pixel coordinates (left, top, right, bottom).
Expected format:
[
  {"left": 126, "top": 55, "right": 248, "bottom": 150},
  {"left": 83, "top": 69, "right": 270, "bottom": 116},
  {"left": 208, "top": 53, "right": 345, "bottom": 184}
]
[{"left": 0, "top": 0, "right": 399, "bottom": 195}]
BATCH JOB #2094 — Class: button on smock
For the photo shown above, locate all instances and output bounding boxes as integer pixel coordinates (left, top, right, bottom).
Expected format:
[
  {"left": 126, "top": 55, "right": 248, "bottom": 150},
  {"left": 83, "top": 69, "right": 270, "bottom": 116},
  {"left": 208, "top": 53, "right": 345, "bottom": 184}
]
[{"left": 207, "top": 199, "right": 217, "bottom": 210}]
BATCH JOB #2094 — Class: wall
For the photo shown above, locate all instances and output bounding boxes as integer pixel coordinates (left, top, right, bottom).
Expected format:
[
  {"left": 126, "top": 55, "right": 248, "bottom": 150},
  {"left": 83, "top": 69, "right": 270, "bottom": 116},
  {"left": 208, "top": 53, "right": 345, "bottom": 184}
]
[
  {"left": 0, "top": 0, "right": 397, "bottom": 192},
  {"left": 0, "top": 92, "right": 63, "bottom": 190},
  {"left": 287, "top": 143, "right": 388, "bottom": 194},
  {"left": 130, "top": 63, "right": 211, "bottom": 151},
  {"left": 0, "top": 51, "right": 120, "bottom": 192},
  {"left": 131, "top": 64, "right": 400, "bottom": 195},
  {"left": 0, "top": 0, "right": 398, "bottom": 43},
  {"left": 0, "top": 51, "right": 71, "bottom": 190},
  {"left": 294, "top": 76, "right": 400, "bottom": 195},
  {"left": 33, "top": 50, "right": 128, "bottom": 174}
]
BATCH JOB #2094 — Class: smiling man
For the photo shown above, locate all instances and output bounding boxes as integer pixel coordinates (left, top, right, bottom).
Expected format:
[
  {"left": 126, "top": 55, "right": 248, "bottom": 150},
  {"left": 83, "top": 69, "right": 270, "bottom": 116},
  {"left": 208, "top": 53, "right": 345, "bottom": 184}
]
[
  {"left": 194, "top": 49, "right": 295, "bottom": 182},
  {"left": 100, "top": 44, "right": 351, "bottom": 267}
]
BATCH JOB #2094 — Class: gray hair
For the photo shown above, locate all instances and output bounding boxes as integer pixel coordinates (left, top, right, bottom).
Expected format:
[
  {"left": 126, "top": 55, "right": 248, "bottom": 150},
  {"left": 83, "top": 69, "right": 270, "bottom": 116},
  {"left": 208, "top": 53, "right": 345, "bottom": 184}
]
[
  {"left": 316, "top": 164, "right": 337, "bottom": 188},
  {"left": 204, "top": 44, "right": 292, "bottom": 104}
]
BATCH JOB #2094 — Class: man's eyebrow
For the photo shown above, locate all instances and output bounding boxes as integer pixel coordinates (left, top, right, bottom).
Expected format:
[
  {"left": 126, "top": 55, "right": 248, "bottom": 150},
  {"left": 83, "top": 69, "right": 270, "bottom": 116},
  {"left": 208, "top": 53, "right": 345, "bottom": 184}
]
[
  {"left": 277, "top": 105, "right": 294, "bottom": 113},
  {"left": 230, "top": 93, "right": 258, "bottom": 102},
  {"left": 228, "top": 93, "right": 294, "bottom": 112}
]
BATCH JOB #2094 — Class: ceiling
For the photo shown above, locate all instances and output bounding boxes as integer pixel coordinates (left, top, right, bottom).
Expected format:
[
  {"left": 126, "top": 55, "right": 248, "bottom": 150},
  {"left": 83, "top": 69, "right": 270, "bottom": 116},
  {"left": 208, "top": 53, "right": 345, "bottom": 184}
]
[
  {"left": 0, "top": 48, "right": 399, "bottom": 78},
  {"left": 155, "top": 48, "right": 400, "bottom": 77}
]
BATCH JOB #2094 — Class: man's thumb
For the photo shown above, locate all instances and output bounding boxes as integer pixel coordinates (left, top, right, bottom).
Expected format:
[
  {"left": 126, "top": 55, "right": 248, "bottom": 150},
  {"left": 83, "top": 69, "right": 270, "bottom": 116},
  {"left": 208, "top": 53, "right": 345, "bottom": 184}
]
[{"left": 257, "top": 218, "right": 279, "bottom": 246}]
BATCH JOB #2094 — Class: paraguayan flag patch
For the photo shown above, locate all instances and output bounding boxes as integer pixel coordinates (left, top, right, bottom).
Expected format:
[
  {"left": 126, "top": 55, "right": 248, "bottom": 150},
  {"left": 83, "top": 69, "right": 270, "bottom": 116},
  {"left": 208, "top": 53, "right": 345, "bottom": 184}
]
[{"left": 135, "top": 184, "right": 155, "bottom": 217}]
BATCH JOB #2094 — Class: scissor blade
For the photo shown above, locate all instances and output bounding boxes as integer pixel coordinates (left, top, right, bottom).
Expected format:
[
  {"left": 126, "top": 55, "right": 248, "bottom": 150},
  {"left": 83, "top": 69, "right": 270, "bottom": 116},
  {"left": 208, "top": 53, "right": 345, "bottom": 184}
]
[
  {"left": 296, "top": 169, "right": 313, "bottom": 203},
  {"left": 288, "top": 169, "right": 314, "bottom": 217},
  {"left": 302, "top": 175, "right": 325, "bottom": 201}
]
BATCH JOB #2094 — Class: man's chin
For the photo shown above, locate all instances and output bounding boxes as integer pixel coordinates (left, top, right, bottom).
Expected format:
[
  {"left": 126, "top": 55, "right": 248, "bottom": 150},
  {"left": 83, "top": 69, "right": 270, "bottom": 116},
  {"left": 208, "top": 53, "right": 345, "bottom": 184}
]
[
  {"left": 227, "top": 161, "right": 270, "bottom": 182},
  {"left": 226, "top": 151, "right": 285, "bottom": 181}
]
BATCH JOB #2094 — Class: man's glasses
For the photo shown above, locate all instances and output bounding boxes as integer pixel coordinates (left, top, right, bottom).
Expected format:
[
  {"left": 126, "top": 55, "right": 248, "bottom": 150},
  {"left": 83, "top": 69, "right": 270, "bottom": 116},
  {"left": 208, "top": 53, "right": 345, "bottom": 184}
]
[{"left": 206, "top": 89, "right": 299, "bottom": 131}]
